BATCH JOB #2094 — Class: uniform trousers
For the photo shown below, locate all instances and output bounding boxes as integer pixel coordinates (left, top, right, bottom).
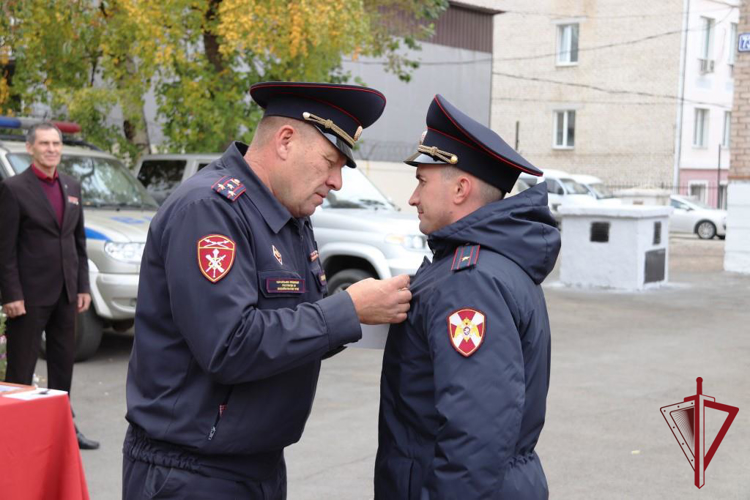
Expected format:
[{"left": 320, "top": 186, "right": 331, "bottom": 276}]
[
  {"left": 4, "top": 290, "right": 76, "bottom": 392},
  {"left": 123, "top": 456, "right": 287, "bottom": 500}
]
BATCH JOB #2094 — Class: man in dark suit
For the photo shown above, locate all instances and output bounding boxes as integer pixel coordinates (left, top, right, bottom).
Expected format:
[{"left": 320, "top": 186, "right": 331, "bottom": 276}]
[{"left": 0, "top": 122, "right": 99, "bottom": 450}]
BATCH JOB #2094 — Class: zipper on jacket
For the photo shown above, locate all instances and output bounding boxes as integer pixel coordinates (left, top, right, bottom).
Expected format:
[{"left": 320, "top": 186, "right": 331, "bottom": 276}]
[{"left": 208, "top": 387, "right": 234, "bottom": 441}]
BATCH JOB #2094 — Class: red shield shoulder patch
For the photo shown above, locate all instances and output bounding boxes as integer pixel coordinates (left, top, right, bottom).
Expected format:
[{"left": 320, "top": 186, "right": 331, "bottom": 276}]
[
  {"left": 197, "top": 234, "right": 236, "bottom": 283},
  {"left": 448, "top": 308, "right": 486, "bottom": 357}
]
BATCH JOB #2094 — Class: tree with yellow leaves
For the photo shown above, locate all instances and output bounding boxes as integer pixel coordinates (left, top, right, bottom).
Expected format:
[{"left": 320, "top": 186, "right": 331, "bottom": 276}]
[{"left": 0, "top": 0, "right": 447, "bottom": 159}]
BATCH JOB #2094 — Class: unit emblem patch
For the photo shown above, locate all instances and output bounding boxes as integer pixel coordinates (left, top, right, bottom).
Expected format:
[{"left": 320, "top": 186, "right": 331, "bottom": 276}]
[
  {"left": 448, "top": 308, "right": 486, "bottom": 357},
  {"left": 198, "top": 234, "right": 236, "bottom": 283}
]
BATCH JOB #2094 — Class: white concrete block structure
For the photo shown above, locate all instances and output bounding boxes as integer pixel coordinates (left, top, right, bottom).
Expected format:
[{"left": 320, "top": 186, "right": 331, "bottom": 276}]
[{"left": 558, "top": 206, "right": 673, "bottom": 290}]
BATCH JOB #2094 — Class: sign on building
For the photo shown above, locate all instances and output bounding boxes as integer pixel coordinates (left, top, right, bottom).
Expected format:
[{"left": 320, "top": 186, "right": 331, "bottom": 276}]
[{"left": 739, "top": 33, "right": 750, "bottom": 52}]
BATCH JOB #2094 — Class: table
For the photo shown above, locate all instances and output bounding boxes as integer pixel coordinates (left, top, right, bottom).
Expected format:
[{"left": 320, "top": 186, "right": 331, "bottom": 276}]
[{"left": 0, "top": 391, "right": 89, "bottom": 500}]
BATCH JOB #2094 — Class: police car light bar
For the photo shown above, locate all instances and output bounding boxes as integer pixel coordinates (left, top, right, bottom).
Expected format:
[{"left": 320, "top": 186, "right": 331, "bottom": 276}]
[{"left": 0, "top": 115, "right": 82, "bottom": 134}]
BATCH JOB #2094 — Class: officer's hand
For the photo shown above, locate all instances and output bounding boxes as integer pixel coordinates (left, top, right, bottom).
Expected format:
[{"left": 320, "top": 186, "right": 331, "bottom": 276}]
[
  {"left": 346, "top": 274, "right": 411, "bottom": 325},
  {"left": 77, "top": 293, "right": 91, "bottom": 313},
  {"left": 2, "top": 300, "right": 26, "bottom": 318}
]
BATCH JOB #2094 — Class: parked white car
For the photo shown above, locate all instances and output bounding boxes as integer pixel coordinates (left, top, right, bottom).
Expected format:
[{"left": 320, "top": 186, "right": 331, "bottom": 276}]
[
  {"left": 669, "top": 195, "right": 727, "bottom": 240},
  {"left": 569, "top": 174, "right": 622, "bottom": 206},
  {"left": 518, "top": 169, "right": 597, "bottom": 222}
]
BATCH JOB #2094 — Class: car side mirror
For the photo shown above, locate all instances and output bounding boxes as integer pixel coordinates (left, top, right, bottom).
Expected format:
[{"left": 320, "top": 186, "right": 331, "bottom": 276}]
[{"left": 557, "top": 187, "right": 565, "bottom": 195}]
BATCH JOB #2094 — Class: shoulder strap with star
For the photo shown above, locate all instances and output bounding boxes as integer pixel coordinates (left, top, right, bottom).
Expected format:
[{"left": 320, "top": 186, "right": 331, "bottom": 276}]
[
  {"left": 451, "top": 244, "right": 480, "bottom": 272},
  {"left": 211, "top": 175, "right": 246, "bottom": 202}
]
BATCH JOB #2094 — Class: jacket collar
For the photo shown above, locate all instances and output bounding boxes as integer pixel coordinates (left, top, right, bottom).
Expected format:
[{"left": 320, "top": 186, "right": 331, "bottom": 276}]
[
  {"left": 221, "top": 142, "right": 293, "bottom": 234},
  {"left": 30, "top": 163, "right": 59, "bottom": 182}
]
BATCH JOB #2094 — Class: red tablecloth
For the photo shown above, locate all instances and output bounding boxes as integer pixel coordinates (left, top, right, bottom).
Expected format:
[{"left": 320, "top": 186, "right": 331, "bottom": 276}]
[{"left": 0, "top": 393, "right": 89, "bottom": 500}]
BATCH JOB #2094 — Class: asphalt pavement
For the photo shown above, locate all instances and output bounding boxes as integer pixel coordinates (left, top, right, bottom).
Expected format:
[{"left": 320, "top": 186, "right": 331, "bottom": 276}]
[{"left": 33, "top": 235, "right": 750, "bottom": 499}]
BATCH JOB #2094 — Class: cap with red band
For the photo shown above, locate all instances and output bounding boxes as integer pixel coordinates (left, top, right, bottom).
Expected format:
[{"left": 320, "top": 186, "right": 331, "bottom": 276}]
[
  {"left": 250, "top": 81, "right": 386, "bottom": 168},
  {"left": 405, "top": 94, "right": 543, "bottom": 193}
]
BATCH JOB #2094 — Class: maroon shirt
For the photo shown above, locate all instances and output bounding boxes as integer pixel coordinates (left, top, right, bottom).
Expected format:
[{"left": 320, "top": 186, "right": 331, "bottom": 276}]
[{"left": 31, "top": 164, "right": 65, "bottom": 227}]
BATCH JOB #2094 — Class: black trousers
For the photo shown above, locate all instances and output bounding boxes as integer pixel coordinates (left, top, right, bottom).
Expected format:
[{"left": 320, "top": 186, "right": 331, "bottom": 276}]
[
  {"left": 4, "top": 291, "right": 76, "bottom": 392},
  {"left": 122, "top": 456, "right": 287, "bottom": 500}
]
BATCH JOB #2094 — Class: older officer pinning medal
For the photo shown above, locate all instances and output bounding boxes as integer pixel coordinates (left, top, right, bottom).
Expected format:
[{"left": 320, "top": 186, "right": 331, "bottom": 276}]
[
  {"left": 375, "top": 95, "right": 561, "bottom": 499},
  {"left": 123, "top": 82, "right": 411, "bottom": 499}
]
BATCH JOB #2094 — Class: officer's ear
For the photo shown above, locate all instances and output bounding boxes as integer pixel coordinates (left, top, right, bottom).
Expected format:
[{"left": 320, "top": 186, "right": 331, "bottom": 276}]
[
  {"left": 453, "top": 175, "right": 474, "bottom": 205},
  {"left": 274, "top": 124, "right": 296, "bottom": 161}
]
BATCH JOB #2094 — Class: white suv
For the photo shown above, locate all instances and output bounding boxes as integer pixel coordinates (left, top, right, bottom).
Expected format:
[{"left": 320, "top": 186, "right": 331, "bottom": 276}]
[{"left": 135, "top": 154, "right": 431, "bottom": 294}]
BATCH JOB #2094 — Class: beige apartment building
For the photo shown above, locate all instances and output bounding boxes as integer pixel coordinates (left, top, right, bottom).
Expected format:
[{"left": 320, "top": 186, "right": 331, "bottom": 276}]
[{"left": 490, "top": 0, "right": 740, "bottom": 207}]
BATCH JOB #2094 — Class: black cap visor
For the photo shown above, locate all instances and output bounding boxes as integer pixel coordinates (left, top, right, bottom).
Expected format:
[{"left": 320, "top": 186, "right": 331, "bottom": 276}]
[
  {"left": 404, "top": 152, "right": 448, "bottom": 167},
  {"left": 319, "top": 129, "right": 356, "bottom": 168}
]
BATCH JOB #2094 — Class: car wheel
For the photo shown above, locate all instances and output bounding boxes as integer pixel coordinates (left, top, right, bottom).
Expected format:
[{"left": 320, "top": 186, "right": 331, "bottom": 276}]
[
  {"left": 40, "top": 308, "right": 104, "bottom": 362},
  {"left": 696, "top": 221, "right": 717, "bottom": 240},
  {"left": 327, "top": 269, "right": 374, "bottom": 295}
]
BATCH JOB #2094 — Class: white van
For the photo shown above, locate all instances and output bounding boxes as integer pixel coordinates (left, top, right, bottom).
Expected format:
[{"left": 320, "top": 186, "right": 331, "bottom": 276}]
[{"left": 0, "top": 120, "right": 158, "bottom": 360}]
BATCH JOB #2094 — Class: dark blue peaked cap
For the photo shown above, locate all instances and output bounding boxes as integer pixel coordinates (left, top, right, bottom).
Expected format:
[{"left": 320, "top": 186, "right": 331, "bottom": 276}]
[
  {"left": 405, "top": 94, "right": 543, "bottom": 192},
  {"left": 250, "top": 81, "right": 386, "bottom": 168}
]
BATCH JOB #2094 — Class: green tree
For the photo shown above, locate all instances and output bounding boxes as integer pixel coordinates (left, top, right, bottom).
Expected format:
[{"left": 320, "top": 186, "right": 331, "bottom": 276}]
[{"left": 0, "top": 0, "right": 447, "bottom": 160}]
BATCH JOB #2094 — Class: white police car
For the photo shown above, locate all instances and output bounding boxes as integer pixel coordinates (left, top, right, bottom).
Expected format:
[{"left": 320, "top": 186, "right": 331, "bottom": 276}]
[{"left": 0, "top": 117, "right": 158, "bottom": 360}]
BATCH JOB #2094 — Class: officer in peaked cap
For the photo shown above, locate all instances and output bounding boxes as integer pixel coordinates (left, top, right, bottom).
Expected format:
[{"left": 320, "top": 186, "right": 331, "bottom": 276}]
[
  {"left": 123, "top": 82, "right": 411, "bottom": 499},
  {"left": 375, "top": 95, "right": 561, "bottom": 499}
]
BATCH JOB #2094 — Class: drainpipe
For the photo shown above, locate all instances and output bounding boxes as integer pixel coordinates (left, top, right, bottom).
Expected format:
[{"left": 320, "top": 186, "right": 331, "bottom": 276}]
[{"left": 673, "top": 0, "right": 691, "bottom": 192}]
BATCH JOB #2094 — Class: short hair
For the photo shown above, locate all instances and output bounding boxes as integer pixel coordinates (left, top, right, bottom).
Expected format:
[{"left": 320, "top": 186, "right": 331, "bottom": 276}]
[
  {"left": 26, "top": 122, "right": 62, "bottom": 145},
  {"left": 440, "top": 166, "right": 506, "bottom": 204},
  {"left": 251, "top": 115, "right": 317, "bottom": 148}
]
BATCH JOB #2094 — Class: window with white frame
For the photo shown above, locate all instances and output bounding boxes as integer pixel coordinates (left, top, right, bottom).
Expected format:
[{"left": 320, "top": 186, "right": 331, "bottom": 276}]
[
  {"left": 557, "top": 24, "right": 579, "bottom": 64},
  {"left": 699, "top": 17, "right": 714, "bottom": 61},
  {"left": 729, "top": 23, "right": 738, "bottom": 65},
  {"left": 689, "top": 181, "right": 708, "bottom": 204},
  {"left": 554, "top": 110, "right": 576, "bottom": 148},
  {"left": 693, "top": 108, "right": 709, "bottom": 148},
  {"left": 723, "top": 111, "right": 731, "bottom": 148}
]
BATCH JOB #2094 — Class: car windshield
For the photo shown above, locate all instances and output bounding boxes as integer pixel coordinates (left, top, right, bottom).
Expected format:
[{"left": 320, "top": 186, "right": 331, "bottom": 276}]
[
  {"left": 560, "top": 178, "right": 590, "bottom": 195},
  {"left": 589, "top": 182, "right": 615, "bottom": 199},
  {"left": 137, "top": 159, "right": 187, "bottom": 205},
  {"left": 678, "top": 197, "right": 714, "bottom": 210},
  {"left": 322, "top": 168, "right": 397, "bottom": 210},
  {"left": 8, "top": 153, "right": 158, "bottom": 209}
]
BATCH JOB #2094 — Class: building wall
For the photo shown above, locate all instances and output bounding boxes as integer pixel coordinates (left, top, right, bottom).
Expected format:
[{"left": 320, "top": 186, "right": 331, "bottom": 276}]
[
  {"left": 724, "top": 0, "right": 750, "bottom": 273},
  {"left": 490, "top": 0, "right": 685, "bottom": 186},
  {"left": 677, "top": 0, "right": 740, "bottom": 207},
  {"left": 343, "top": 41, "right": 492, "bottom": 163}
]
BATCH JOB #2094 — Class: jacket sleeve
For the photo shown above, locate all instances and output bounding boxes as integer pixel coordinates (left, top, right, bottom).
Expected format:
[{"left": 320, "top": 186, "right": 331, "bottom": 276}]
[
  {"left": 0, "top": 182, "right": 24, "bottom": 303},
  {"left": 422, "top": 269, "right": 525, "bottom": 499},
  {"left": 160, "top": 197, "right": 361, "bottom": 385},
  {"left": 74, "top": 183, "right": 90, "bottom": 294}
]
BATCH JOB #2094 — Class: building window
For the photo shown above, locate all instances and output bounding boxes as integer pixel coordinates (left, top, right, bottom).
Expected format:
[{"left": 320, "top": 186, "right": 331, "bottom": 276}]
[
  {"left": 729, "top": 23, "right": 738, "bottom": 65},
  {"left": 557, "top": 24, "right": 579, "bottom": 65},
  {"left": 699, "top": 17, "right": 715, "bottom": 61},
  {"left": 693, "top": 108, "right": 709, "bottom": 148},
  {"left": 723, "top": 111, "right": 731, "bottom": 148},
  {"left": 718, "top": 183, "right": 728, "bottom": 210},
  {"left": 554, "top": 110, "right": 576, "bottom": 148},
  {"left": 689, "top": 181, "right": 708, "bottom": 204}
]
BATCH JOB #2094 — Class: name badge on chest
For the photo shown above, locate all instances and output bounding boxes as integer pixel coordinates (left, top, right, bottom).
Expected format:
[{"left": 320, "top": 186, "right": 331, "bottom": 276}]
[{"left": 265, "top": 278, "right": 306, "bottom": 294}]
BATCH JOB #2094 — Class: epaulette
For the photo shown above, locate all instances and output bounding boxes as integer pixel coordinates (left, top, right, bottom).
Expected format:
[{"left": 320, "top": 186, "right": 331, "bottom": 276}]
[
  {"left": 451, "top": 244, "right": 480, "bottom": 272},
  {"left": 212, "top": 176, "right": 246, "bottom": 202}
]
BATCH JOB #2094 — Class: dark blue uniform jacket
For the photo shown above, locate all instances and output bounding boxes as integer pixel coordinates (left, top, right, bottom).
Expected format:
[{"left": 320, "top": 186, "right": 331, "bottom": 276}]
[
  {"left": 375, "top": 183, "right": 561, "bottom": 499},
  {"left": 124, "top": 143, "right": 362, "bottom": 480}
]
